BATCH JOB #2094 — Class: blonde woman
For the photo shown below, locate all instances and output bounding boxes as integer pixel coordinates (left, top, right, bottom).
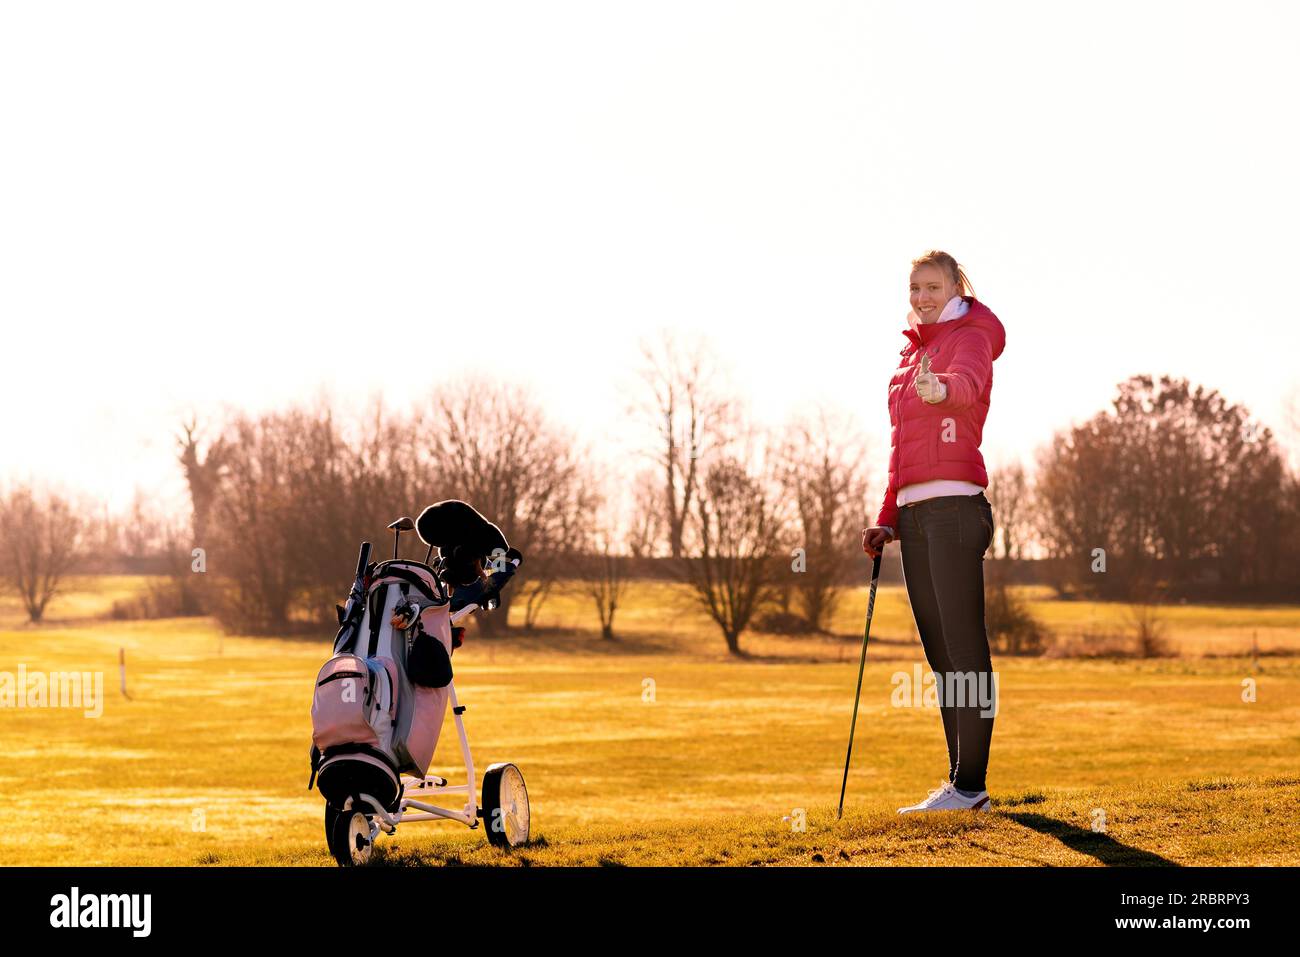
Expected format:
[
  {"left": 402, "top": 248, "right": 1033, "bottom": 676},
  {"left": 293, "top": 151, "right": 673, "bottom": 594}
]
[{"left": 862, "top": 251, "right": 1006, "bottom": 813}]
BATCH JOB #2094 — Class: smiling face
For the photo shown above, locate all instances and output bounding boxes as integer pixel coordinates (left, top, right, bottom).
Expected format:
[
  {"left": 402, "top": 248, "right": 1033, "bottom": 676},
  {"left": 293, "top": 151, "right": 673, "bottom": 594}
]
[{"left": 909, "top": 263, "right": 959, "bottom": 324}]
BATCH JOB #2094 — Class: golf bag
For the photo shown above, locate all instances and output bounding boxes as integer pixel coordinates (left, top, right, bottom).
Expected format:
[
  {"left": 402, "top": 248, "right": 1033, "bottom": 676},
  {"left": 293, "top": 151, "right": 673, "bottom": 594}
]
[{"left": 309, "top": 500, "right": 517, "bottom": 813}]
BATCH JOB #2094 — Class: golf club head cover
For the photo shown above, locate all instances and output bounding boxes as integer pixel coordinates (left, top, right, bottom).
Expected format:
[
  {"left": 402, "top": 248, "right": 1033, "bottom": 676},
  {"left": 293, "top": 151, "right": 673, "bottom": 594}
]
[
  {"left": 483, "top": 548, "right": 523, "bottom": 595},
  {"left": 415, "top": 500, "right": 510, "bottom": 587},
  {"left": 448, "top": 547, "right": 524, "bottom": 613}
]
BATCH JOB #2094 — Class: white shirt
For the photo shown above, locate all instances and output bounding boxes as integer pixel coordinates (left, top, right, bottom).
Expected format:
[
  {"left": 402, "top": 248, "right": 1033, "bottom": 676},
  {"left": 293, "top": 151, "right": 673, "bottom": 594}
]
[
  {"left": 886, "top": 295, "right": 984, "bottom": 534},
  {"left": 906, "top": 293, "right": 968, "bottom": 332}
]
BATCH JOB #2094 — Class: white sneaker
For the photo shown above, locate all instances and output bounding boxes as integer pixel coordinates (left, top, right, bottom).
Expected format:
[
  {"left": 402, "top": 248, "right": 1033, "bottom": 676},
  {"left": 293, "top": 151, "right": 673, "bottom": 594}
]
[
  {"left": 897, "top": 781, "right": 991, "bottom": 814},
  {"left": 897, "top": 781, "right": 956, "bottom": 813}
]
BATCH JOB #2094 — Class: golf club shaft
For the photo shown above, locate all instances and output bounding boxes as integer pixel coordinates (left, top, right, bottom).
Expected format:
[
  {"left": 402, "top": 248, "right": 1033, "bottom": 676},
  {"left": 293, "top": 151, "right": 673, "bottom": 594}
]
[{"left": 838, "top": 552, "right": 883, "bottom": 820}]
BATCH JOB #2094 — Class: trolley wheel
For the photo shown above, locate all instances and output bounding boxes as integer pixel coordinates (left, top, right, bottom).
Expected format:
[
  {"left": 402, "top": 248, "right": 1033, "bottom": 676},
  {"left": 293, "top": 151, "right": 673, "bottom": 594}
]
[
  {"left": 326, "top": 801, "right": 376, "bottom": 867},
  {"left": 481, "top": 762, "right": 530, "bottom": 849}
]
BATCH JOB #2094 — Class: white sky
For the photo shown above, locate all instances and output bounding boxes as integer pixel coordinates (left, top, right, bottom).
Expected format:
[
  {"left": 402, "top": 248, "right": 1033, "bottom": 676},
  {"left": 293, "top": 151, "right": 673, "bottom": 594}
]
[{"left": 3, "top": 1, "right": 1298, "bottom": 516}]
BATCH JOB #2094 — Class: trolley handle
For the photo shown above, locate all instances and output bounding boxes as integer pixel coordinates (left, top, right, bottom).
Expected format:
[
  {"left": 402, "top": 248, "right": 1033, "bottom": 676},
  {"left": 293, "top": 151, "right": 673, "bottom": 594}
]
[{"left": 450, "top": 605, "right": 479, "bottom": 626}]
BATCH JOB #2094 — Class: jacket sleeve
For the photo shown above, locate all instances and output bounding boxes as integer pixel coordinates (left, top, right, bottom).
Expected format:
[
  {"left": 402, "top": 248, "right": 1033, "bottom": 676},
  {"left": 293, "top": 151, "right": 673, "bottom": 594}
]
[
  {"left": 874, "top": 420, "right": 900, "bottom": 531},
  {"left": 934, "top": 328, "right": 994, "bottom": 410}
]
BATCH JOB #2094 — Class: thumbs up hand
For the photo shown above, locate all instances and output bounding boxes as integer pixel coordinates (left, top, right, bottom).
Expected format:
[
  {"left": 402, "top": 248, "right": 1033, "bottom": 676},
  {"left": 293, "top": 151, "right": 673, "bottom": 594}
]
[{"left": 914, "top": 352, "right": 947, "bottom": 404}]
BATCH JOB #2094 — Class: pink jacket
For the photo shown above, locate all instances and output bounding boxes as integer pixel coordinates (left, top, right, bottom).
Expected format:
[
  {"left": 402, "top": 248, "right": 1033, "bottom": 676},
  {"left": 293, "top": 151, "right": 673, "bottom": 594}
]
[{"left": 875, "top": 296, "right": 1006, "bottom": 531}]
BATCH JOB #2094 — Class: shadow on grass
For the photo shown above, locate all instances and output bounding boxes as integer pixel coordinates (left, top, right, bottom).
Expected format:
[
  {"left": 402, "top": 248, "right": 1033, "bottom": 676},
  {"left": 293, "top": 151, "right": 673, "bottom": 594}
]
[{"left": 1003, "top": 812, "right": 1178, "bottom": 866}]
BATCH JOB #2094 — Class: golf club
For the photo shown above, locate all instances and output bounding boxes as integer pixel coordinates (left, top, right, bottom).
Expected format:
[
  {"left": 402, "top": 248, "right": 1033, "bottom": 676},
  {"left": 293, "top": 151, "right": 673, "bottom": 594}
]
[
  {"left": 837, "top": 551, "right": 883, "bottom": 820},
  {"left": 388, "top": 516, "right": 415, "bottom": 559}
]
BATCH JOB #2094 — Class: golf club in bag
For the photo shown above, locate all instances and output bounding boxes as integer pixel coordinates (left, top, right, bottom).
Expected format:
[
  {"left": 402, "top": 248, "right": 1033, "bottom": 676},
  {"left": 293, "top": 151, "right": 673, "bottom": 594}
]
[{"left": 838, "top": 551, "right": 883, "bottom": 820}]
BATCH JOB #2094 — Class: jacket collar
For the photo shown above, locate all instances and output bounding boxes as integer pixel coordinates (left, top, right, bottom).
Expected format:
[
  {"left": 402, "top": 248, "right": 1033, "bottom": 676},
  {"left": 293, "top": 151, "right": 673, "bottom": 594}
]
[{"left": 903, "top": 295, "right": 976, "bottom": 348}]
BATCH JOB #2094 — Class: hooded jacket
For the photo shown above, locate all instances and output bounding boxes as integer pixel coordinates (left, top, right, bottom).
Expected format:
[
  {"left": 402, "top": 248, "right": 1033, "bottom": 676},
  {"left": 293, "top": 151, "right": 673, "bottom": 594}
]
[{"left": 874, "top": 295, "right": 1006, "bottom": 533}]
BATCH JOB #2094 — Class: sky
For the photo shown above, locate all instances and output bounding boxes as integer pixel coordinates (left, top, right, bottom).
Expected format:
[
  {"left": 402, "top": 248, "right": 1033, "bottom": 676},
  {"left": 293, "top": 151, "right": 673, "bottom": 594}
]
[{"left": 3, "top": 0, "right": 1298, "bottom": 517}]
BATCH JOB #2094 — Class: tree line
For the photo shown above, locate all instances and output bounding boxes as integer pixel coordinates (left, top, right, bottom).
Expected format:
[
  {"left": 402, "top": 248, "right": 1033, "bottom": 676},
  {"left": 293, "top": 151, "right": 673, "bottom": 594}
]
[{"left": 2, "top": 337, "right": 1297, "bottom": 657}]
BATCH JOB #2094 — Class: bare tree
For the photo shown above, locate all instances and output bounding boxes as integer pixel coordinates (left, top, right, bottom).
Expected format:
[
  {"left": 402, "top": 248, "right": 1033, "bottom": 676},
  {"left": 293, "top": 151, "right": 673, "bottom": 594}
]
[
  {"left": 119, "top": 487, "right": 167, "bottom": 560},
  {"left": 1033, "top": 375, "right": 1292, "bottom": 599},
  {"left": 111, "top": 510, "right": 210, "bottom": 620},
  {"left": 154, "top": 513, "right": 207, "bottom": 616},
  {"left": 177, "top": 416, "right": 229, "bottom": 550},
  {"left": 773, "top": 404, "right": 871, "bottom": 632},
  {"left": 985, "top": 462, "right": 1033, "bottom": 561},
  {"left": 1034, "top": 407, "right": 1129, "bottom": 597},
  {"left": 424, "top": 376, "right": 597, "bottom": 633},
  {"left": 577, "top": 491, "right": 632, "bottom": 640},
  {"left": 982, "top": 464, "right": 1045, "bottom": 653},
  {"left": 0, "top": 484, "right": 86, "bottom": 623},
  {"left": 676, "top": 433, "right": 792, "bottom": 656},
  {"left": 187, "top": 398, "right": 445, "bottom": 633},
  {"left": 341, "top": 396, "right": 451, "bottom": 555},
  {"left": 632, "top": 330, "right": 734, "bottom": 559},
  {"left": 625, "top": 467, "right": 667, "bottom": 560},
  {"left": 79, "top": 500, "right": 119, "bottom": 572},
  {"left": 202, "top": 407, "right": 330, "bottom": 630}
]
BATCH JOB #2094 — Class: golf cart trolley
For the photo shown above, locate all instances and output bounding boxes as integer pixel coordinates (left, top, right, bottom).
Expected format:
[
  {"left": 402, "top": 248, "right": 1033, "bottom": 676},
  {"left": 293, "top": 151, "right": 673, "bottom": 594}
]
[{"left": 309, "top": 504, "right": 530, "bottom": 867}]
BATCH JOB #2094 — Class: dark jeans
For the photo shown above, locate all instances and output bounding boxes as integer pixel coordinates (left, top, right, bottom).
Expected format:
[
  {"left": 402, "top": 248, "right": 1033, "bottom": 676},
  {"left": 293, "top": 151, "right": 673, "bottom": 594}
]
[{"left": 897, "top": 492, "right": 996, "bottom": 792}]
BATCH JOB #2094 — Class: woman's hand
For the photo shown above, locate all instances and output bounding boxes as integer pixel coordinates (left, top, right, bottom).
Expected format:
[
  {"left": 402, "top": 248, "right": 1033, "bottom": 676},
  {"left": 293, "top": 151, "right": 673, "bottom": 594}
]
[
  {"left": 914, "top": 353, "right": 947, "bottom": 404},
  {"left": 862, "top": 526, "right": 895, "bottom": 558}
]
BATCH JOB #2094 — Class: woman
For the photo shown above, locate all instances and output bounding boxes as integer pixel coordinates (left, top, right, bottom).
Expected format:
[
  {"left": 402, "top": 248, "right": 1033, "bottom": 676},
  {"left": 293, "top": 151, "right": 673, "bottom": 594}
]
[{"left": 861, "top": 250, "right": 1006, "bottom": 814}]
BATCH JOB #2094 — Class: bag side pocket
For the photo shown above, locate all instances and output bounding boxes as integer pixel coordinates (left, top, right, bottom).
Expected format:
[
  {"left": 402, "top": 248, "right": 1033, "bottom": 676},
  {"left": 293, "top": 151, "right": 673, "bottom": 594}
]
[{"left": 311, "top": 655, "right": 380, "bottom": 750}]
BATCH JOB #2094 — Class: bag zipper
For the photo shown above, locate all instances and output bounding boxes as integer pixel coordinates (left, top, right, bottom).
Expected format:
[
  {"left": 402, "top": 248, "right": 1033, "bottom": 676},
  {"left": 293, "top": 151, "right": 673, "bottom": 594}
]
[{"left": 317, "top": 670, "right": 365, "bottom": 688}]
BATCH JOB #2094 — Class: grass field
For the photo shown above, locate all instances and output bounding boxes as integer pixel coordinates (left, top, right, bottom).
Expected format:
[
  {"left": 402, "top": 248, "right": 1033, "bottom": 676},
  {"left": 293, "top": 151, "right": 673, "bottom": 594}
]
[{"left": 1, "top": 577, "right": 1298, "bottom": 866}]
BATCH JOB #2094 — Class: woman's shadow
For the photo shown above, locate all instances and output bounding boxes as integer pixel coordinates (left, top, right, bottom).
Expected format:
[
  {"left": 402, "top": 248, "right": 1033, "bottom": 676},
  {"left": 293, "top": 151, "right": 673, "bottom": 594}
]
[{"left": 997, "top": 797, "right": 1177, "bottom": 866}]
